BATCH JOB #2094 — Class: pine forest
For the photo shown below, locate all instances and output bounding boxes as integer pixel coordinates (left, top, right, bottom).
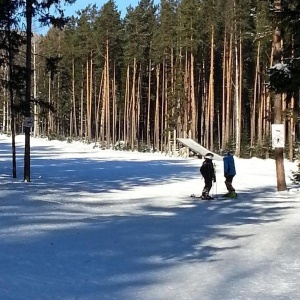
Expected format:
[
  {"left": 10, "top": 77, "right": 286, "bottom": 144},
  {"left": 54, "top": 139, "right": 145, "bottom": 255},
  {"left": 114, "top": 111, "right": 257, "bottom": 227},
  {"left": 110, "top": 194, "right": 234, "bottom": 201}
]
[{"left": 1, "top": 0, "right": 300, "bottom": 162}]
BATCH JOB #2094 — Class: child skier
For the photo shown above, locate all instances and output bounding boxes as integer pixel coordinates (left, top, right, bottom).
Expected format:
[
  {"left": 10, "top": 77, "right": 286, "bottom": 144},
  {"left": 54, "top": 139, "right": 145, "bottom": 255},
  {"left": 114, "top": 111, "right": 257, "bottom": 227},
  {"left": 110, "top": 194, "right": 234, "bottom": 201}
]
[
  {"left": 223, "top": 150, "right": 237, "bottom": 198},
  {"left": 199, "top": 153, "right": 216, "bottom": 199}
]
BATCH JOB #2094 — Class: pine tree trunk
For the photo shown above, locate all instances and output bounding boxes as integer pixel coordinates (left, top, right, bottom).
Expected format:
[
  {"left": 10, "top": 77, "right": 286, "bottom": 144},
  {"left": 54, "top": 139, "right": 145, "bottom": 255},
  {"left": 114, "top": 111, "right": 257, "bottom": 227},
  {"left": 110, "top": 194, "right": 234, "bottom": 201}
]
[
  {"left": 273, "top": 7, "right": 287, "bottom": 191},
  {"left": 236, "top": 32, "right": 242, "bottom": 157},
  {"left": 147, "top": 59, "right": 151, "bottom": 146},
  {"left": 80, "top": 63, "right": 84, "bottom": 139},
  {"left": 251, "top": 41, "right": 260, "bottom": 155},
  {"left": 163, "top": 59, "right": 168, "bottom": 152},
  {"left": 2, "top": 66, "right": 7, "bottom": 132},
  {"left": 200, "top": 61, "right": 206, "bottom": 145},
  {"left": 105, "top": 40, "right": 110, "bottom": 148},
  {"left": 234, "top": 4, "right": 240, "bottom": 157},
  {"left": 124, "top": 65, "right": 130, "bottom": 147},
  {"left": 71, "top": 58, "right": 77, "bottom": 137},
  {"left": 24, "top": 0, "right": 32, "bottom": 182},
  {"left": 101, "top": 60, "right": 107, "bottom": 147},
  {"left": 86, "top": 54, "right": 93, "bottom": 142},
  {"left": 161, "top": 61, "right": 165, "bottom": 151},
  {"left": 209, "top": 26, "right": 215, "bottom": 150},
  {"left": 190, "top": 53, "right": 196, "bottom": 140},
  {"left": 33, "top": 37, "right": 39, "bottom": 138},
  {"left": 7, "top": 25, "right": 17, "bottom": 178},
  {"left": 47, "top": 74, "right": 51, "bottom": 134},
  {"left": 136, "top": 65, "right": 141, "bottom": 150},
  {"left": 225, "top": 33, "right": 233, "bottom": 149},
  {"left": 183, "top": 50, "right": 188, "bottom": 136},
  {"left": 222, "top": 32, "right": 227, "bottom": 150},
  {"left": 86, "top": 58, "right": 90, "bottom": 141},
  {"left": 288, "top": 97, "right": 295, "bottom": 161},
  {"left": 95, "top": 69, "right": 104, "bottom": 146},
  {"left": 154, "top": 64, "right": 160, "bottom": 151},
  {"left": 112, "top": 64, "right": 116, "bottom": 148},
  {"left": 131, "top": 58, "right": 137, "bottom": 150}
]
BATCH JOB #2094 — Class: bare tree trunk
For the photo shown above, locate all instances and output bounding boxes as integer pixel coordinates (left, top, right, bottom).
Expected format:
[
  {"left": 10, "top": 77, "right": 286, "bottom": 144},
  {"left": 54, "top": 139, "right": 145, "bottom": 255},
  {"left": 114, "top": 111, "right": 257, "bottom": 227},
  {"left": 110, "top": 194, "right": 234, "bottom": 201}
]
[
  {"left": 112, "top": 64, "right": 116, "bottom": 148},
  {"left": 86, "top": 54, "right": 93, "bottom": 142},
  {"left": 24, "top": 0, "right": 32, "bottom": 182},
  {"left": 80, "top": 63, "right": 84, "bottom": 139},
  {"left": 131, "top": 58, "right": 137, "bottom": 150},
  {"left": 7, "top": 25, "right": 17, "bottom": 178},
  {"left": 288, "top": 97, "right": 295, "bottom": 161},
  {"left": 200, "top": 61, "right": 207, "bottom": 146},
  {"left": 234, "top": 2, "right": 240, "bottom": 157},
  {"left": 251, "top": 41, "right": 260, "bottom": 155},
  {"left": 136, "top": 65, "right": 141, "bottom": 150},
  {"left": 221, "top": 32, "right": 227, "bottom": 150},
  {"left": 48, "top": 73, "right": 52, "bottom": 135},
  {"left": 160, "top": 61, "right": 165, "bottom": 151},
  {"left": 273, "top": 5, "right": 287, "bottom": 191},
  {"left": 101, "top": 60, "right": 107, "bottom": 146},
  {"left": 95, "top": 69, "right": 104, "bottom": 146},
  {"left": 190, "top": 52, "right": 196, "bottom": 140},
  {"left": 208, "top": 26, "right": 215, "bottom": 150},
  {"left": 124, "top": 65, "right": 130, "bottom": 147},
  {"left": 236, "top": 32, "right": 243, "bottom": 157},
  {"left": 2, "top": 66, "right": 7, "bottom": 132},
  {"left": 163, "top": 59, "right": 169, "bottom": 151},
  {"left": 183, "top": 50, "right": 189, "bottom": 135},
  {"left": 154, "top": 64, "right": 160, "bottom": 151},
  {"left": 71, "top": 58, "right": 77, "bottom": 137},
  {"left": 105, "top": 41, "right": 110, "bottom": 148},
  {"left": 33, "top": 36, "right": 39, "bottom": 137},
  {"left": 147, "top": 59, "right": 151, "bottom": 146},
  {"left": 225, "top": 33, "right": 233, "bottom": 148},
  {"left": 274, "top": 93, "right": 287, "bottom": 191}
]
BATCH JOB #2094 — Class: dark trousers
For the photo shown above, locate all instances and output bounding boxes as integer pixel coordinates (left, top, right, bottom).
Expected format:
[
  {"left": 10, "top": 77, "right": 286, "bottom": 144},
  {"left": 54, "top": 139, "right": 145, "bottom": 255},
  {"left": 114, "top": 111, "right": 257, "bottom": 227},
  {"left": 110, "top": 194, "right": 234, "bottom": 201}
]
[
  {"left": 225, "top": 175, "right": 235, "bottom": 192},
  {"left": 202, "top": 178, "right": 213, "bottom": 196}
]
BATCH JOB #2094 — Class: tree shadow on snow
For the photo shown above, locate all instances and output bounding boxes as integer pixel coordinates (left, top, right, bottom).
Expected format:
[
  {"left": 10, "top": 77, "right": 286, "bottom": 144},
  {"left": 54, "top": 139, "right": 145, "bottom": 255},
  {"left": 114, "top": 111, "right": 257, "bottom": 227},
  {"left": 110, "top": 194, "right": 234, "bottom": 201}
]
[{"left": 0, "top": 138, "right": 298, "bottom": 299}]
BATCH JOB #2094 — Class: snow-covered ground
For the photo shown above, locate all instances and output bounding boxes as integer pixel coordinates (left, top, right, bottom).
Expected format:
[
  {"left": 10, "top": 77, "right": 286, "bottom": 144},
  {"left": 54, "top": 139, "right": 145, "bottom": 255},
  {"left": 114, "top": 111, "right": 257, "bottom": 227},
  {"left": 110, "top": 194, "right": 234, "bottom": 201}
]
[{"left": 0, "top": 134, "right": 300, "bottom": 300}]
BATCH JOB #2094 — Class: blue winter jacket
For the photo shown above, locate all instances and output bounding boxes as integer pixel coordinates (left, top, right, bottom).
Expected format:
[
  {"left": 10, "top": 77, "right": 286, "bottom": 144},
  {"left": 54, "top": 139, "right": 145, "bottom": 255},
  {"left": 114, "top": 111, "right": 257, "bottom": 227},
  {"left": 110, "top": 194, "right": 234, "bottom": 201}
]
[{"left": 223, "top": 154, "right": 236, "bottom": 176}]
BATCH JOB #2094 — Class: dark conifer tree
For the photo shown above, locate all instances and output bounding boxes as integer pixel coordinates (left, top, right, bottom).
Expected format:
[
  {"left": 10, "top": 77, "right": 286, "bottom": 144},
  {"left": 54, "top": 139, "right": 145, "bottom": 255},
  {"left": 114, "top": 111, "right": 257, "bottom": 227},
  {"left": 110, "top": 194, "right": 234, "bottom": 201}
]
[{"left": 0, "top": 0, "right": 26, "bottom": 178}]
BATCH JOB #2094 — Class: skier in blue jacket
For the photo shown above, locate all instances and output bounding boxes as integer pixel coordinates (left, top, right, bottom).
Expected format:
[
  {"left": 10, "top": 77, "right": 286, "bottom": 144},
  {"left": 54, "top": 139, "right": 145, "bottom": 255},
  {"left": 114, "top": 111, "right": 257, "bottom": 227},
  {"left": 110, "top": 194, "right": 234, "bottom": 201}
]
[{"left": 223, "top": 150, "right": 237, "bottom": 198}]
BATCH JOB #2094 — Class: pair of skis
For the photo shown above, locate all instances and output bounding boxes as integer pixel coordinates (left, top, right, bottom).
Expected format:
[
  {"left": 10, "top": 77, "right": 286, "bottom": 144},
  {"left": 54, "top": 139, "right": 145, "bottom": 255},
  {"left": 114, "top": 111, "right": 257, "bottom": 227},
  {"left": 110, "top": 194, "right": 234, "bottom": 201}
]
[
  {"left": 190, "top": 194, "right": 217, "bottom": 200},
  {"left": 190, "top": 194, "right": 237, "bottom": 200}
]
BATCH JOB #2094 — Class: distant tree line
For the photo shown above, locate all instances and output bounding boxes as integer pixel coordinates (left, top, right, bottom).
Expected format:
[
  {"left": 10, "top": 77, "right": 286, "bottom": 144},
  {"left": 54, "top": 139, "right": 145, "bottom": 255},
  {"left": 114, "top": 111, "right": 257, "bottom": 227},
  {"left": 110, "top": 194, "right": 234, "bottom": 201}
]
[{"left": 1, "top": 0, "right": 300, "bottom": 162}]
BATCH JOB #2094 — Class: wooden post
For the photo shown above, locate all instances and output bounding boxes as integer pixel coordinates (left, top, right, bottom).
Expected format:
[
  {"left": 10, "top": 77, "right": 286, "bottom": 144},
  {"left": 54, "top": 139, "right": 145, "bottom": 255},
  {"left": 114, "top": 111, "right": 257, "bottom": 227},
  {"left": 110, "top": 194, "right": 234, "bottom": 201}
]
[{"left": 173, "top": 129, "right": 176, "bottom": 156}]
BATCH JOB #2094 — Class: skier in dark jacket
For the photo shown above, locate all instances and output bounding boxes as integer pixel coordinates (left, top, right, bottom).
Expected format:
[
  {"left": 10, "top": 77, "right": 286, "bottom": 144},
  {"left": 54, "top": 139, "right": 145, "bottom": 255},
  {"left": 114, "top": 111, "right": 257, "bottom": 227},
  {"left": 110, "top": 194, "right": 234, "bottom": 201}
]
[
  {"left": 223, "top": 150, "right": 237, "bottom": 198},
  {"left": 200, "top": 153, "right": 216, "bottom": 199}
]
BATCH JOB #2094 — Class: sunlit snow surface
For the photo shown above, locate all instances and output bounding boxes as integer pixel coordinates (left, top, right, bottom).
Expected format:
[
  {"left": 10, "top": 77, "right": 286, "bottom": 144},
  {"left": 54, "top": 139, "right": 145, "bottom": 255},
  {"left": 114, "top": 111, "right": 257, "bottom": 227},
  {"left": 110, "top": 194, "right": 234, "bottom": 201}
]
[{"left": 0, "top": 134, "right": 300, "bottom": 300}]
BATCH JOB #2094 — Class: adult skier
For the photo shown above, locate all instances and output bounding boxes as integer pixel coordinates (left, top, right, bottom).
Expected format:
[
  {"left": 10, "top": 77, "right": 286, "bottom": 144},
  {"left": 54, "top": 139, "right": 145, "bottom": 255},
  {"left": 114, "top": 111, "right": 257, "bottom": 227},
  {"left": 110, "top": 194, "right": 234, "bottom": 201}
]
[
  {"left": 223, "top": 150, "right": 237, "bottom": 198},
  {"left": 199, "top": 153, "right": 216, "bottom": 199}
]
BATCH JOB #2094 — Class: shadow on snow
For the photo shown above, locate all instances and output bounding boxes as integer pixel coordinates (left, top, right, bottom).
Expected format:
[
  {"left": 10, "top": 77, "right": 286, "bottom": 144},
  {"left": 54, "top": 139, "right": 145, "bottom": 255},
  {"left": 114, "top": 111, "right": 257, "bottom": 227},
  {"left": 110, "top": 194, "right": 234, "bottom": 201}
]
[{"left": 0, "top": 138, "right": 297, "bottom": 299}]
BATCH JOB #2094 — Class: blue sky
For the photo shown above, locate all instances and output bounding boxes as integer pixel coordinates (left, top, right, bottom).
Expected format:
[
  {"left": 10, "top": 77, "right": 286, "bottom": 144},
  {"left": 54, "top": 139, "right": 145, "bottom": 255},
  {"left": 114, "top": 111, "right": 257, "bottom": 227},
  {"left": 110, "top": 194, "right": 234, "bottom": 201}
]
[
  {"left": 34, "top": 0, "right": 159, "bottom": 34},
  {"left": 62, "top": 0, "right": 159, "bottom": 17}
]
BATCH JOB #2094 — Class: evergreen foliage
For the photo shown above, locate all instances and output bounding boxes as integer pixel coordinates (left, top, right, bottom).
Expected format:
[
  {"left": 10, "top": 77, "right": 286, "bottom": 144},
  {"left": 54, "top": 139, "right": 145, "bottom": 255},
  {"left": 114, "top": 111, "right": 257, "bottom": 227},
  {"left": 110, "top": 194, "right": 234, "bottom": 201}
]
[{"left": 268, "top": 0, "right": 300, "bottom": 98}]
